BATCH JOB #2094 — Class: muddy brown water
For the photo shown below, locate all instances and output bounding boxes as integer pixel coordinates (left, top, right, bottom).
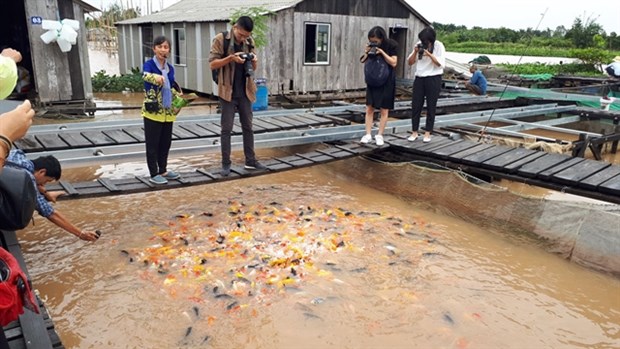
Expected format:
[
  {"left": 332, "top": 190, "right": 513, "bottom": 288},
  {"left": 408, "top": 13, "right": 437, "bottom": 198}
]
[
  {"left": 21, "top": 93, "right": 620, "bottom": 348},
  {"left": 18, "top": 154, "right": 620, "bottom": 349}
]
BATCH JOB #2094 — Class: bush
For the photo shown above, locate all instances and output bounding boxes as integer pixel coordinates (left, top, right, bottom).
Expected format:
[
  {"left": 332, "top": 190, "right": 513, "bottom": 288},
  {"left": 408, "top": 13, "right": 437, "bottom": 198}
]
[
  {"left": 91, "top": 67, "right": 143, "bottom": 92},
  {"left": 497, "top": 62, "right": 602, "bottom": 76}
]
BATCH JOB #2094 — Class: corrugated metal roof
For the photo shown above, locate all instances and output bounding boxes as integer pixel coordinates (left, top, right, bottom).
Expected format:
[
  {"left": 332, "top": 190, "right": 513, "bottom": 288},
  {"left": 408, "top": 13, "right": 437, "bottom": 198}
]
[
  {"left": 117, "top": 0, "right": 303, "bottom": 25},
  {"left": 74, "top": 0, "right": 100, "bottom": 13}
]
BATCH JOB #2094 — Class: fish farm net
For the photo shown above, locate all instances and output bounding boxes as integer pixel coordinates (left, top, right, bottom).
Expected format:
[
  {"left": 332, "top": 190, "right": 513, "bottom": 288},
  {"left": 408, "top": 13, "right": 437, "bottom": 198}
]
[{"left": 339, "top": 156, "right": 620, "bottom": 276}]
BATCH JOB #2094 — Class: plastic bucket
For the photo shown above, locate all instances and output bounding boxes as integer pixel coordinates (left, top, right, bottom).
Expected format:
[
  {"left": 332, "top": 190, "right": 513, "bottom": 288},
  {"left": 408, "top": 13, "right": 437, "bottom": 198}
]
[
  {"left": 600, "top": 97, "right": 615, "bottom": 111},
  {"left": 252, "top": 78, "right": 268, "bottom": 111}
]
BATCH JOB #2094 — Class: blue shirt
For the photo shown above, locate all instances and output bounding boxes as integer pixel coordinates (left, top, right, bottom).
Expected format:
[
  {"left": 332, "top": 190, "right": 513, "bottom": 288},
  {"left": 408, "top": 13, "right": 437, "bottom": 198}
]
[
  {"left": 470, "top": 70, "right": 488, "bottom": 94},
  {"left": 5, "top": 149, "right": 54, "bottom": 218}
]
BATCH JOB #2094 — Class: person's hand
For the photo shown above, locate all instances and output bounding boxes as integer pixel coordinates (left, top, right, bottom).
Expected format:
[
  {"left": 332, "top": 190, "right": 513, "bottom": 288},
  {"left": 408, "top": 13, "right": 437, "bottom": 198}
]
[
  {"left": 1, "top": 48, "right": 22, "bottom": 63},
  {"left": 0, "top": 100, "right": 34, "bottom": 142},
  {"left": 232, "top": 53, "right": 245, "bottom": 64},
  {"left": 376, "top": 48, "right": 386, "bottom": 56},
  {"left": 78, "top": 230, "right": 100, "bottom": 241},
  {"left": 45, "top": 190, "right": 66, "bottom": 203},
  {"left": 154, "top": 75, "right": 164, "bottom": 86}
]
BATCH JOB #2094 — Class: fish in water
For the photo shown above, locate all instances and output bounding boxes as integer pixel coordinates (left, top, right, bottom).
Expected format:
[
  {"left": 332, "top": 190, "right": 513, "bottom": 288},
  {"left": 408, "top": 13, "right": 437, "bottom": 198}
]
[
  {"left": 442, "top": 311, "right": 455, "bottom": 325},
  {"left": 310, "top": 297, "right": 325, "bottom": 305},
  {"left": 215, "top": 294, "right": 235, "bottom": 300},
  {"left": 120, "top": 250, "right": 134, "bottom": 263},
  {"left": 303, "top": 312, "right": 323, "bottom": 320}
]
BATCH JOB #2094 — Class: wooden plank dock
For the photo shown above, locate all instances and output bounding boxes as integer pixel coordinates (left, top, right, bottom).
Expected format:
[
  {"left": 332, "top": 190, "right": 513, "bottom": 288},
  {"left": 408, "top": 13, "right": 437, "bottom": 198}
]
[
  {"left": 380, "top": 133, "right": 620, "bottom": 204},
  {"left": 15, "top": 112, "right": 345, "bottom": 154},
  {"left": 44, "top": 142, "right": 373, "bottom": 200}
]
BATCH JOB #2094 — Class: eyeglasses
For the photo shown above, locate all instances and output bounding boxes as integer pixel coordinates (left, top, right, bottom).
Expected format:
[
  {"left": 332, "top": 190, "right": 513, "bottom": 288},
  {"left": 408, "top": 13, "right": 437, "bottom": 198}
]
[{"left": 234, "top": 26, "right": 252, "bottom": 40}]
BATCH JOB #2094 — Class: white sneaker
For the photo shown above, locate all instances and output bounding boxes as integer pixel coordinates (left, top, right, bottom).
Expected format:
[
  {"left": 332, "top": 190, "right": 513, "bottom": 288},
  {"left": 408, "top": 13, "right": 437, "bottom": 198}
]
[
  {"left": 360, "top": 134, "right": 372, "bottom": 144},
  {"left": 375, "top": 134, "right": 384, "bottom": 146},
  {"left": 423, "top": 136, "right": 431, "bottom": 143},
  {"left": 407, "top": 134, "right": 418, "bottom": 142}
]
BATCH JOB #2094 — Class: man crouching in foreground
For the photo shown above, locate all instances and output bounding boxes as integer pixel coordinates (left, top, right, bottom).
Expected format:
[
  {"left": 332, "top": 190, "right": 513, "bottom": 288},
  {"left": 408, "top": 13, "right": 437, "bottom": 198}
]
[{"left": 5, "top": 149, "right": 99, "bottom": 241}]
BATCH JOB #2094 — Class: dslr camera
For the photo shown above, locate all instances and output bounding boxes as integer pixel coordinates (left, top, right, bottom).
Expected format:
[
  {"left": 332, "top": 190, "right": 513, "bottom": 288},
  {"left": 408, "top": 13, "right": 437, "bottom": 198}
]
[
  {"left": 367, "top": 42, "right": 379, "bottom": 55},
  {"left": 416, "top": 43, "right": 427, "bottom": 60},
  {"left": 239, "top": 53, "right": 255, "bottom": 77}
]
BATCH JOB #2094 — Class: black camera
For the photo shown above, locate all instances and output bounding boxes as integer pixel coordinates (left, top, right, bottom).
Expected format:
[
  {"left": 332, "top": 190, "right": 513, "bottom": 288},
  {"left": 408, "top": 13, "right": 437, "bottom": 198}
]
[
  {"left": 239, "top": 53, "right": 255, "bottom": 77},
  {"left": 417, "top": 43, "right": 427, "bottom": 59},
  {"left": 368, "top": 42, "right": 379, "bottom": 55}
]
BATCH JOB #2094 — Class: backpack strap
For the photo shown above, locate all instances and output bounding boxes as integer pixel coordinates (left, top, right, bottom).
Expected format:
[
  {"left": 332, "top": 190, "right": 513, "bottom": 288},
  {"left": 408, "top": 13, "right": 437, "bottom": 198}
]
[
  {"left": 222, "top": 31, "right": 230, "bottom": 57},
  {"left": 211, "top": 31, "right": 230, "bottom": 84}
]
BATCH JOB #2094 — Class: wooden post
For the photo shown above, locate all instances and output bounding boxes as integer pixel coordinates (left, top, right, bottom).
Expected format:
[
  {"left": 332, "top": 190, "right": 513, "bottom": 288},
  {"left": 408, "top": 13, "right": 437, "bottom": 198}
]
[{"left": 611, "top": 118, "right": 619, "bottom": 154}]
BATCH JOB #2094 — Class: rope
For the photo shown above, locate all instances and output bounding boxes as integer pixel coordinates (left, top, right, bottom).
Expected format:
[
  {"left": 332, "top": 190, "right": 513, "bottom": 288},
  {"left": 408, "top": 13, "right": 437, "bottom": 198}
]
[{"left": 477, "top": 8, "right": 549, "bottom": 142}]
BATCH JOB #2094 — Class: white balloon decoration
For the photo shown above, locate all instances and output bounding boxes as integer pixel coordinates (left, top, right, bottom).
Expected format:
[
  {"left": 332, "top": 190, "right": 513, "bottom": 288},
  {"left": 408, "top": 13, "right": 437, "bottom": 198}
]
[{"left": 40, "top": 19, "right": 80, "bottom": 53}]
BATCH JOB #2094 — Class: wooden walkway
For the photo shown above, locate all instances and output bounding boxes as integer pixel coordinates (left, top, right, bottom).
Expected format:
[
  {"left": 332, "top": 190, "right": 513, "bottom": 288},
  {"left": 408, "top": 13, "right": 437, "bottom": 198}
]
[
  {"left": 0, "top": 230, "right": 64, "bottom": 348},
  {"left": 39, "top": 131, "right": 620, "bottom": 205},
  {"left": 44, "top": 142, "right": 372, "bottom": 199},
  {"left": 380, "top": 133, "right": 620, "bottom": 204},
  {"left": 15, "top": 96, "right": 526, "bottom": 155},
  {"left": 15, "top": 112, "right": 346, "bottom": 153}
]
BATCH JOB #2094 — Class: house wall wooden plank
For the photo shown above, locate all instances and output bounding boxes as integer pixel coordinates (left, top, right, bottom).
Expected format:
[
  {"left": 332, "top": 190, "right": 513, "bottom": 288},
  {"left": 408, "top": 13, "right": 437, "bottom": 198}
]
[
  {"left": 193, "top": 23, "right": 204, "bottom": 93},
  {"left": 118, "top": 25, "right": 128, "bottom": 73},
  {"left": 131, "top": 25, "right": 141, "bottom": 69},
  {"left": 115, "top": 0, "right": 428, "bottom": 96},
  {"left": 290, "top": 12, "right": 423, "bottom": 93},
  {"left": 73, "top": 1, "right": 93, "bottom": 100},
  {"left": 203, "top": 22, "right": 228, "bottom": 95},
  {"left": 256, "top": 9, "right": 296, "bottom": 95},
  {"left": 295, "top": 0, "right": 411, "bottom": 18},
  {"left": 176, "top": 23, "right": 190, "bottom": 88},
  {"left": 25, "top": 0, "right": 73, "bottom": 103}
]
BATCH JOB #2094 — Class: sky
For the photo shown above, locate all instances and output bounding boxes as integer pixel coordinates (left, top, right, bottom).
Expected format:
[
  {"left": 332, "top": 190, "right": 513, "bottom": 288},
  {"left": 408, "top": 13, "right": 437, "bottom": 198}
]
[
  {"left": 86, "top": 0, "right": 619, "bottom": 34},
  {"left": 408, "top": 1, "right": 619, "bottom": 34}
]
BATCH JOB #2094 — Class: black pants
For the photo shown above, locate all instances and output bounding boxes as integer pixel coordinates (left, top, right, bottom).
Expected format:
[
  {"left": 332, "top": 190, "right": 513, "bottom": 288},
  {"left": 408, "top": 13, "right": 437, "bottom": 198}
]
[
  {"left": 411, "top": 74, "right": 442, "bottom": 132},
  {"left": 219, "top": 95, "right": 256, "bottom": 166},
  {"left": 143, "top": 117, "right": 173, "bottom": 178}
]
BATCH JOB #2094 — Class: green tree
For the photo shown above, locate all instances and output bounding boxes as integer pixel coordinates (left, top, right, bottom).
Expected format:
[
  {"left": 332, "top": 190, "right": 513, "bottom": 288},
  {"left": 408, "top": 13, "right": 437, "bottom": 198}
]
[
  {"left": 230, "top": 7, "right": 273, "bottom": 49},
  {"left": 565, "top": 16, "right": 604, "bottom": 48},
  {"left": 570, "top": 48, "right": 611, "bottom": 71}
]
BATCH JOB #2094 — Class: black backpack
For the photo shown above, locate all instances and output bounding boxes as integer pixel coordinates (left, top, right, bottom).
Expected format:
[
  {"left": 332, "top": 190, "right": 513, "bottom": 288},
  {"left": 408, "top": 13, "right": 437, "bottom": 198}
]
[
  {"left": 211, "top": 31, "right": 230, "bottom": 84},
  {"left": 0, "top": 167, "right": 36, "bottom": 230},
  {"left": 364, "top": 55, "right": 390, "bottom": 87}
]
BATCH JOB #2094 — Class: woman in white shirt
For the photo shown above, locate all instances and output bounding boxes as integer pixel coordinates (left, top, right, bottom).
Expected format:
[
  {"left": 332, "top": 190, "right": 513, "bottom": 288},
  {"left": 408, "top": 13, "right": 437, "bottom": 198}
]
[{"left": 407, "top": 27, "right": 445, "bottom": 143}]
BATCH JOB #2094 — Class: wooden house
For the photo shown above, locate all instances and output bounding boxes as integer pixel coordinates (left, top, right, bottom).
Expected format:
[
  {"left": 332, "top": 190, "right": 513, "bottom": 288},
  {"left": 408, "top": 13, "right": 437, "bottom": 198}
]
[
  {"left": 116, "top": 0, "right": 430, "bottom": 96},
  {"left": 2, "top": 0, "right": 98, "bottom": 108}
]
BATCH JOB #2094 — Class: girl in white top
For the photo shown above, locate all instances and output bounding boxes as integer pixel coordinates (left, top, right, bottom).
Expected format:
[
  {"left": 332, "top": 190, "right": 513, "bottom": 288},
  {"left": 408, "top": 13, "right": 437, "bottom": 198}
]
[{"left": 407, "top": 27, "right": 445, "bottom": 143}]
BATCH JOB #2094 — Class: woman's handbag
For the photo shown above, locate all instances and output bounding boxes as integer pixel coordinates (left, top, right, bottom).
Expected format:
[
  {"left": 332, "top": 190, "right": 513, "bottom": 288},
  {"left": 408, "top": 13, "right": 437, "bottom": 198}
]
[
  {"left": 144, "top": 99, "right": 160, "bottom": 113},
  {"left": 144, "top": 86, "right": 161, "bottom": 113},
  {"left": 0, "top": 167, "right": 36, "bottom": 230}
]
